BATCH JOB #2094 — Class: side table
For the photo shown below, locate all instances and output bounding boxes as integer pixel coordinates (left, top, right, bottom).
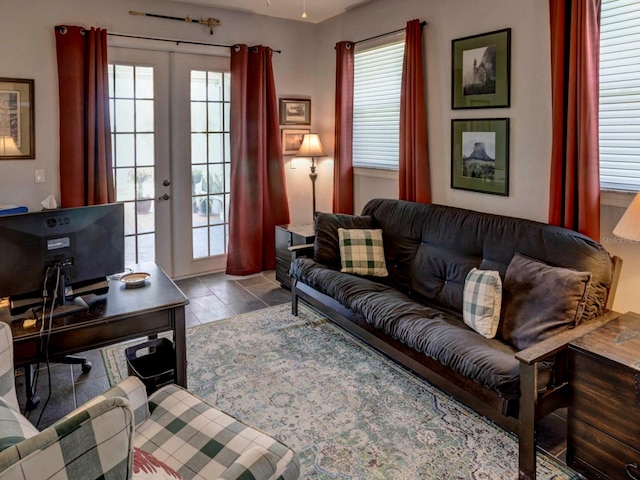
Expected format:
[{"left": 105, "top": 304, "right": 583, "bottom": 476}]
[
  {"left": 567, "top": 311, "right": 640, "bottom": 480},
  {"left": 275, "top": 223, "right": 315, "bottom": 289}
]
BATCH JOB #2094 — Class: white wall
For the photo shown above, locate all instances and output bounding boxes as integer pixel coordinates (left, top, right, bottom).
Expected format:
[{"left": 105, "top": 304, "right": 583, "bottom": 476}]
[
  {"left": 315, "top": 0, "right": 551, "bottom": 221},
  {"left": 0, "top": 0, "right": 317, "bottom": 218}
]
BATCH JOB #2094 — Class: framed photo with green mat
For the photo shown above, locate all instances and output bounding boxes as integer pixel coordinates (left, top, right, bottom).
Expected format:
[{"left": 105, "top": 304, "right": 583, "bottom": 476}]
[
  {"left": 451, "top": 28, "right": 511, "bottom": 109},
  {"left": 451, "top": 118, "right": 509, "bottom": 196}
]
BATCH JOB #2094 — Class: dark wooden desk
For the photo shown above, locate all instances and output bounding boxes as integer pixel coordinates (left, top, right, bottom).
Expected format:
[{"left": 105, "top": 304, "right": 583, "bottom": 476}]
[{"left": 0, "top": 262, "right": 189, "bottom": 393}]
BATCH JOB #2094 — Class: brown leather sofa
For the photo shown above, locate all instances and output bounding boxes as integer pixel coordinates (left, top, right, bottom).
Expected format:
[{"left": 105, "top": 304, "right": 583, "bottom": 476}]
[{"left": 290, "top": 198, "right": 621, "bottom": 480}]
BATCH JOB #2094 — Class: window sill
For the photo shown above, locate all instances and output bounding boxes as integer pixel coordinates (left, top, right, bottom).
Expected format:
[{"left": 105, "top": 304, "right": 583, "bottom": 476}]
[
  {"left": 353, "top": 167, "right": 398, "bottom": 180},
  {"left": 601, "top": 189, "right": 637, "bottom": 208}
]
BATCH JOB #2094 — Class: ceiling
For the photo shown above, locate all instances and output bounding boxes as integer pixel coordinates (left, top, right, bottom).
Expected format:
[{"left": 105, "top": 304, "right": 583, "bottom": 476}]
[{"left": 169, "top": 0, "right": 371, "bottom": 24}]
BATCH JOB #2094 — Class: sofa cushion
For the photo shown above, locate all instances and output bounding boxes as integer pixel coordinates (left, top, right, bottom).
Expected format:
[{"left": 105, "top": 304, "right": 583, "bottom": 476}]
[
  {"left": 291, "top": 258, "right": 551, "bottom": 399},
  {"left": 463, "top": 268, "right": 502, "bottom": 338},
  {"left": 338, "top": 228, "right": 389, "bottom": 277},
  {"left": 500, "top": 253, "right": 592, "bottom": 350},
  {"left": 314, "top": 212, "right": 372, "bottom": 270}
]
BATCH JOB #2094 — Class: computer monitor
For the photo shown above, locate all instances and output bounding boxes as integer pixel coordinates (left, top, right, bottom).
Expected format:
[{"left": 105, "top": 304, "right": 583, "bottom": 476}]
[{"left": 0, "top": 203, "right": 125, "bottom": 316}]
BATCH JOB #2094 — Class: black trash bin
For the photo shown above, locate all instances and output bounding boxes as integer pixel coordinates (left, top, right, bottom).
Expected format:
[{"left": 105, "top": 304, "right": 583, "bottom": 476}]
[{"left": 125, "top": 338, "right": 175, "bottom": 394}]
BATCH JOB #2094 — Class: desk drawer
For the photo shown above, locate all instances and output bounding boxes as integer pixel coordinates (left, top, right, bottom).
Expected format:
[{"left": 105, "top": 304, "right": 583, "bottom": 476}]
[
  {"left": 13, "top": 310, "right": 173, "bottom": 366},
  {"left": 568, "top": 418, "right": 640, "bottom": 480}
]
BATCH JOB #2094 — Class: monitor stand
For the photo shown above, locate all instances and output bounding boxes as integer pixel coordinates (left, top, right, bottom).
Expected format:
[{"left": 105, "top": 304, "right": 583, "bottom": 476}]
[{"left": 36, "top": 296, "right": 89, "bottom": 319}]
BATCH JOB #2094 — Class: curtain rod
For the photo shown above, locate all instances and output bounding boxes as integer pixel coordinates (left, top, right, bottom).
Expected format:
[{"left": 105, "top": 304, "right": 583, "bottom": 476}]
[
  {"left": 353, "top": 20, "right": 427, "bottom": 45},
  {"left": 53, "top": 28, "right": 282, "bottom": 53},
  {"left": 107, "top": 32, "right": 282, "bottom": 53}
]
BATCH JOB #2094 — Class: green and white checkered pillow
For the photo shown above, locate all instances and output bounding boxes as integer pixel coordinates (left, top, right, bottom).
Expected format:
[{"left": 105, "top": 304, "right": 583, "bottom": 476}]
[
  {"left": 463, "top": 268, "right": 502, "bottom": 338},
  {"left": 338, "top": 228, "right": 388, "bottom": 277}
]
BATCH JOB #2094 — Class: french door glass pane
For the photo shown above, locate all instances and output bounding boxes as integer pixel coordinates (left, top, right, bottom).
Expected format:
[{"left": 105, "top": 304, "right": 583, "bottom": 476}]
[
  {"left": 190, "top": 70, "right": 231, "bottom": 259},
  {"left": 109, "top": 64, "right": 157, "bottom": 266}
]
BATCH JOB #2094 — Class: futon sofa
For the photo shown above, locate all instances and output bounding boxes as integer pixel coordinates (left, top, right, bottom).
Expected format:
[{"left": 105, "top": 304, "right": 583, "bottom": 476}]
[
  {"left": 289, "top": 198, "right": 621, "bottom": 480},
  {"left": 0, "top": 322, "right": 299, "bottom": 480}
]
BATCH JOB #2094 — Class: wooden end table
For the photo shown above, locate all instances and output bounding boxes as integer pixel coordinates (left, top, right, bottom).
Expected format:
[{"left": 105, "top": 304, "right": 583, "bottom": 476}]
[
  {"left": 275, "top": 223, "right": 315, "bottom": 289},
  {"left": 567, "top": 311, "right": 640, "bottom": 480}
]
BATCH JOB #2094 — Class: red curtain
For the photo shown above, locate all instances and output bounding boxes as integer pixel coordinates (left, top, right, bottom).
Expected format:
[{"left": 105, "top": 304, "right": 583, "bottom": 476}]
[
  {"left": 399, "top": 19, "right": 431, "bottom": 204},
  {"left": 226, "top": 45, "right": 290, "bottom": 275},
  {"left": 55, "top": 25, "right": 114, "bottom": 207},
  {"left": 548, "top": 0, "right": 601, "bottom": 240},
  {"left": 333, "top": 41, "right": 355, "bottom": 214}
]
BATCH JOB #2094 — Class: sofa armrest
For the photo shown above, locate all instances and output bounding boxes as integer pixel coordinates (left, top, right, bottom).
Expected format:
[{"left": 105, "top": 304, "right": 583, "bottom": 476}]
[
  {"left": 515, "top": 310, "right": 622, "bottom": 365},
  {"left": 289, "top": 243, "right": 314, "bottom": 261},
  {"left": 0, "top": 397, "right": 135, "bottom": 480},
  {"left": 81, "top": 375, "right": 150, "bottom": 427}
]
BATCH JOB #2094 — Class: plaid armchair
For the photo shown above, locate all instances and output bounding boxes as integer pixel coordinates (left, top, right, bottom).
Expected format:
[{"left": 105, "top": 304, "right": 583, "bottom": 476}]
[{"left": 0, "top": 322, "right": 299, "bottom": 480}]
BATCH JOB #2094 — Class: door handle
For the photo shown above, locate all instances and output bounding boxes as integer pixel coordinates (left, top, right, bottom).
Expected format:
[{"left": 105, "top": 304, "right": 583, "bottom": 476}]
[
  {"left": 163, "top": 179, "right": 171, "bottom": 186},
  {"left": 158, "top": 193, "right": 170, "bottom": 201}
]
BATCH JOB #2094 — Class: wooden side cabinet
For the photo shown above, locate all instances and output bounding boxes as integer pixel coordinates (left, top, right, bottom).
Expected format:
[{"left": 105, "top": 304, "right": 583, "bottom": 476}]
[
  {"left": 567, "top": 311, "right": 640, "bottom": 480},
  {"left": 275, "top": 223, "right": 315, "bottom": 289}
]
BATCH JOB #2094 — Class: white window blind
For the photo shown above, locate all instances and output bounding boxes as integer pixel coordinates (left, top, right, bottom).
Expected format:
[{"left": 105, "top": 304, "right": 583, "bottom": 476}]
[
  {"left": 600, "top": 0, "right": 640, "bottom": 190},
  {"left": 353, "top": 40, "right": 405, "bottom": 170}
]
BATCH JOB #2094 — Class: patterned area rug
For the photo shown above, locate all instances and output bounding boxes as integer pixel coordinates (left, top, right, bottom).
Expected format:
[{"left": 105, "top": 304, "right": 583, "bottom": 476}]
[{"left": 102, "top": 304, "right": 577, "bottom": 479}]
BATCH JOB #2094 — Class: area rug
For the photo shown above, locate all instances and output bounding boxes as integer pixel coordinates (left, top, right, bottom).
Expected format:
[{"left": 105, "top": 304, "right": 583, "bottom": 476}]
[{"left": 102, "top": 303, "right": 577, "bottom": 479}]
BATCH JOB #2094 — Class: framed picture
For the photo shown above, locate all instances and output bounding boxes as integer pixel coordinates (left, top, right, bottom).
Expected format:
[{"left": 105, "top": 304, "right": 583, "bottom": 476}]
[
  {"left": 0, "top": 78, "right": 35, "bottom": 160},
  {"left": 282, "top": 128, "right": 310, "bottom": 155},
  {"left": 451, "top": 28, "right": 511, "bottom": 109},
  {"left": 279, "top": 98, "right": 311, "bottom": 125},
  {"left": 451, "top": 118, "right": 509, "bottom": 196}
]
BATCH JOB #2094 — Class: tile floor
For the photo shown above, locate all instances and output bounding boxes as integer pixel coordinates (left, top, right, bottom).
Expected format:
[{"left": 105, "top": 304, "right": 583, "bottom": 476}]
[{"left": 14, "top": 269, "right": 570, "bottom": 467}]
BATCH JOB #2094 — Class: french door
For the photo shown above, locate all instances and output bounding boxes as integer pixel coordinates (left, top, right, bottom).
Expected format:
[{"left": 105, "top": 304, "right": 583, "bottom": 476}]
[{"left": 108, "top": 47, "right": 230, "bottom": 278}]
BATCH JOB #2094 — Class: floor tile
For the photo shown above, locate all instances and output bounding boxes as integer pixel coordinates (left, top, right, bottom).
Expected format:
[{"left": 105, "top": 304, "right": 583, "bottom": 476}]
[{"left": 174, "top": 277, "right": 212, "bottom": 299}]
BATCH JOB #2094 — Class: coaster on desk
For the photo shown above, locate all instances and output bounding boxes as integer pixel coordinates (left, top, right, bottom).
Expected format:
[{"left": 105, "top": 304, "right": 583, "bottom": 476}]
[{"left": 120, "top": 272, "right": 150, "bottom": 288}]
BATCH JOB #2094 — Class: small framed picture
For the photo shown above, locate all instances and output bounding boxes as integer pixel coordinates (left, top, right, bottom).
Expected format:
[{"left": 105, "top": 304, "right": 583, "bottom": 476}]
[
  {"left": 451, "top": 28, "right": 511, "bottom": 109},
  {"left": 282, "top": 128, "right": 310, "bottom": 155},
  {"left": 279, "top": 98, "right": 311, "bottom": 125},
  {"left": 0, "top": 77, "right": 35, "bottom": 160},
  {"left": 451, "top": 118, "right": 509, "bottom": 196}
]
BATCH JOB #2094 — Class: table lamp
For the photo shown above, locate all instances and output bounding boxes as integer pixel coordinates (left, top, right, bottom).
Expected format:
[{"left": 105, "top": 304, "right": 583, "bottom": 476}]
[
  {"left": 0, "top": 136, "right": 19, "bottom": 156},
  {"left": 296, "top": 133, "right": 326, "bottom": 220},
  {"left": 613, "top": 192, "right": 640, "bottom": 242}
]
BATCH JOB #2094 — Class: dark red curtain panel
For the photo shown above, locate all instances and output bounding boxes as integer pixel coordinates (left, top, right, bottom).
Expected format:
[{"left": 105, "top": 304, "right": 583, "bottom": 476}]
[
  {"left": 226, "top": 45, "right": 290, "bottom": 275},
  {"left": 399, "top": 19, "right": 431, "bottom": 204},
  {"left": 55, "top": 25, "right": 114, "bottom": 207},
  {"left": 333, "top": 41, "right": 355, "bottom": 214},
  {"left": 548, "top": 0, "right": 601, "bottom": 240}
]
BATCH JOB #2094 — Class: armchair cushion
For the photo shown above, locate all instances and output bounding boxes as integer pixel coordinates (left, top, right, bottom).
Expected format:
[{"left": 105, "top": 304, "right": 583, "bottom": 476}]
[
  {"left": 0, "top": 397, "right": 38, "bottom": 453},
  {"left": 0, "top": 396, "right": 134, "bottom": 479},
  {"left": 136, "top": 384, "right": 299, "bottom": 480}
]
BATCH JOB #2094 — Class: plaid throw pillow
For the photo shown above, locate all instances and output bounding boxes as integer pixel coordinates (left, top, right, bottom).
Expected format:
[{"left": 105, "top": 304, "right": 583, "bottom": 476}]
[
  {"left": 463, "top": 268, "right": 502, "bottom": 338},
  {"left": 338, "top": 228, "right": 388, "bottom": 277}
]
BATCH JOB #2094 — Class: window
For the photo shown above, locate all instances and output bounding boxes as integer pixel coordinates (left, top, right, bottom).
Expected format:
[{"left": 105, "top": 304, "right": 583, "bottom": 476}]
[
  {"left": 599, "top": 0, "right": 640, "bottom": 190},
  {"left": 108, "top": 64, "right": 156, "bottom": 265},
  {"left": 353, "top": 39, "right": 405, "bottom": 169},
  {"left": 190, "top": 70, "right": 231, "bottom": 258}
]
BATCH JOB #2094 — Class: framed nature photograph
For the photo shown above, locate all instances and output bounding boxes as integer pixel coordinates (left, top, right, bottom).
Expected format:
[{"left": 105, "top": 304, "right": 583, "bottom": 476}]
[
  {"left": 282, "top": 128, "right": 310, "bottom": 155},
  {"left": 0, "top": 78, "right": 35, "bottom": 160},
  {"left": 279, "top": 98, "right": 311, "bottom": 125},
  {"left": 451, "top": 28, "right": 511, "bottom": 109},
  {"left": 451, "top": 118, "right": 509, "bottom": 196}
]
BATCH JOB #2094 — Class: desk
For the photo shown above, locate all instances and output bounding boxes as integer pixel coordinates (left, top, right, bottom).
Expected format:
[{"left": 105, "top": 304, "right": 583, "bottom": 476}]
[{"left": 0, "top": 262, "right": 189, "bottom": 396}]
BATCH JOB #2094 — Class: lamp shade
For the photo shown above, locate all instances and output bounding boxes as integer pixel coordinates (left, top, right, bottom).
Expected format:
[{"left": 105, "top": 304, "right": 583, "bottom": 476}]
[
  {"left": 0, "top": 136, "right": 19, "bottom": 156},
  {"left": 613, "top": 192, "right": 640, "bottom": 241},
  {"left": 296, "top": 133, "right": 326, "bottom": 158}
]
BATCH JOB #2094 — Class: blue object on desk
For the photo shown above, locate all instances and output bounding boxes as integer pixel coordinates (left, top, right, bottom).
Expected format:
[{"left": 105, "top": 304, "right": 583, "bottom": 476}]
[{"left": 0, "top": 205, "right": 28, "bottom": 216}]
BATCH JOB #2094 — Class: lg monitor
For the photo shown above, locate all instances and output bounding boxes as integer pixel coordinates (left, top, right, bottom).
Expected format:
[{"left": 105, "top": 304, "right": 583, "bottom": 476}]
[{"left": 0, "top": 203, "right": 125, "bottom": 317}]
